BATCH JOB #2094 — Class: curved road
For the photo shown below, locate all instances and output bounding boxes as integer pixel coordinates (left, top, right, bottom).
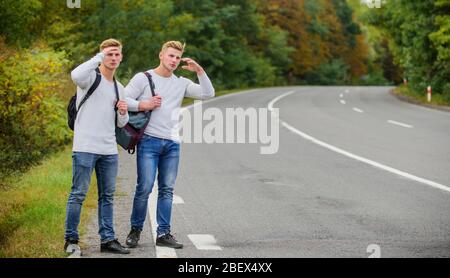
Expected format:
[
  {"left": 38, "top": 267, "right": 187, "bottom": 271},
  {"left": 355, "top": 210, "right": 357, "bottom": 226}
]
[{"left": 156, "top": 86, "right": 450, "bottom": 258}]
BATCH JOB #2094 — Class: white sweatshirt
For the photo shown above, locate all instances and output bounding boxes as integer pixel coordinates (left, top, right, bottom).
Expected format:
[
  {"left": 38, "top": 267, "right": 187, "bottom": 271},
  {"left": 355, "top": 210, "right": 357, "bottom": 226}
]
[
  {"left": 125, "top": 69, "right": 215, "bottom": 142},
  {"left": 71, "top": 53, "right": 129, "bottom": 155}
]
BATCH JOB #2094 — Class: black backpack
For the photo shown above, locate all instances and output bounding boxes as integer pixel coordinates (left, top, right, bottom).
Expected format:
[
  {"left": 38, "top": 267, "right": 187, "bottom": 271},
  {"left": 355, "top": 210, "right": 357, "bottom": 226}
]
[{"left": 67, "top": 68, "right": 101, "bottom": 130}]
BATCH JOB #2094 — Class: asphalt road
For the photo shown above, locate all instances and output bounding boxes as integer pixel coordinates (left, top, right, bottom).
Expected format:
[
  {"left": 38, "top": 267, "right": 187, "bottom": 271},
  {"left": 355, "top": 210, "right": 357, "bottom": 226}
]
[
  {"left": 83, "top": 86, "right": 450, "bottom": 258},
  {"left": 171, "top": 86, "right": 450, "bottom": 258}
]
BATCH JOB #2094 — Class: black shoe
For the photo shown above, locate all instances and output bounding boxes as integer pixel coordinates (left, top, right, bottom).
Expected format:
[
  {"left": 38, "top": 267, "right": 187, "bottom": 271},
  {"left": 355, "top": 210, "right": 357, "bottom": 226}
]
[
  {"left": 64, "top": 239, "right": 81, "bottom": 255},
  {"left": 156, "top": 233, "right": 183, "bottom": 249},
  {"left": 100, "top": 239, "right": 130, "bottom": 254},
  {"left": 126, "top": 228, "right": 141, "bottom": 248}
]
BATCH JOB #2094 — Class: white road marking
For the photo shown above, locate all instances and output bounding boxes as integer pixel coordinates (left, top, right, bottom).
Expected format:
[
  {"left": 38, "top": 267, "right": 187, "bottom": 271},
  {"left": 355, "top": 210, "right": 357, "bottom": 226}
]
[
  {"left": 353, "top": 107, "right": 364, "bottom": 113},
  {"left": 148, "top": 183, "right": 178, "bottom": 258},
  {"left": 186, "top": 87, "right": 448, "bottom": 193},
  {"left": 340, "top": 93, "right": 344, "bottom": 98},
  {"left": 173, "top": 195, "right": 185, "bottom": 204},
  {"left": 268, "top": 91, "right": 295, "bottom": 112},
  {"left": 269, "top": 92, "right": 450, "bottom": 193},
  {"left": 340, "top": 100, "right": 346, "bottom": 105},
  {"left": 188, "top": 234, "right": 222, "bottom": 250},
  {"left": 151, "top": 92, "right": 249, "bottom": 258},
  {"left": 388, "top": 120, "right": 413, "bottom": 129}
]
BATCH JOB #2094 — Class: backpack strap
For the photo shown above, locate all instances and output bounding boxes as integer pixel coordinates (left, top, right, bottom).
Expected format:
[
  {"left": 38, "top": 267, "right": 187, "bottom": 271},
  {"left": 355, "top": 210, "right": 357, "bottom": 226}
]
[
  {"left": 143, "top": 71, "right": 156, "bottom": 97},
  {"left": 77, "top": 67, "right": 101, "bottom": 111},
  {"left": 113, "top": 76, "right": 120, "bottom": 128},
  {"left": 125, "top": 71, "right": 156, "bottom": 155}
]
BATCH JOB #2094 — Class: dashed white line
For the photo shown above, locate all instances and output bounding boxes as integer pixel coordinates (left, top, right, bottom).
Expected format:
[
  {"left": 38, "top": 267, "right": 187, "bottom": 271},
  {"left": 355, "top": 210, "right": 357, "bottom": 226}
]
[
  {"left": 269, "top": 91, "right": 450, "bottom": 193},
  {"left": 188, "top": 234, "right": 222, "bottom": 250},
  {"left": 149, "top": 183, "right": 178, "bottom": 258},
  {"left": 173, "top": 195, "right": 185, "bottom": 204},
  {"left": 353, "top": 107, "right": 364, "bottom": 113},
  {"left": 388, "top": 120, "right": 413, "bottom": 129},
  {"left": 340, "top": 93, "right": 344, "bottom": 98},
  {"left": 340, "top": 100, "right": 346, "bottom": 105}
]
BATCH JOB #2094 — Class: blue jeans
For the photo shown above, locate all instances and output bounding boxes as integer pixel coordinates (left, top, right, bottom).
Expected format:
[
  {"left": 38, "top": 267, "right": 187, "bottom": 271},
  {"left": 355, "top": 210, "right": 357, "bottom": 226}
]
[
  {"left": 65, "top": 152, "right": 118, "bottom": 243},
  {"left": 130, "top": 135, "right": 180, "bottom": 236}
]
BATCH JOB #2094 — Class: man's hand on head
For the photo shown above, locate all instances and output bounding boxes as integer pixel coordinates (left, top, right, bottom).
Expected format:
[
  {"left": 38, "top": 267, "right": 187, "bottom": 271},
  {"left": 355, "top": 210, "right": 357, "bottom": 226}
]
[
  {"left": 102, "top": 46, "right": 116, "bottom": 55},
  {"left": 181, "top": 58, "right": 204, "bottom": 75}
]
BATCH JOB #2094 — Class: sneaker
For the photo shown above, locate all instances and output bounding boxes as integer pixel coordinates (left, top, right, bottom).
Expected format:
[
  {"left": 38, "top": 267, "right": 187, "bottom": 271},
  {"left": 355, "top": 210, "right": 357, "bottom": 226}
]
[
  {"left": 64, "top": 239, "right": 82, "bottom": 256},
  {"left": 156, "top": 233, "right": 183, "bottom": 249},
  {"left": 100, "top": 239, "right": 130, "bottom": 254},
  {"left": 126, "top": 228, "right": 141, "bottom": 248}
]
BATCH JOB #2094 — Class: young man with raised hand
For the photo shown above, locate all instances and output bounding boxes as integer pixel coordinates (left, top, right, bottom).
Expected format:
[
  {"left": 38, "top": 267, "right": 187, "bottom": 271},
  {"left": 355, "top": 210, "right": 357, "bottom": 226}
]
[
  {"left": 124, "top": 41, "right": 215, "bottom": 249},
  {"left": 64, "top": 38, "right": 130, "bottom": 255}
]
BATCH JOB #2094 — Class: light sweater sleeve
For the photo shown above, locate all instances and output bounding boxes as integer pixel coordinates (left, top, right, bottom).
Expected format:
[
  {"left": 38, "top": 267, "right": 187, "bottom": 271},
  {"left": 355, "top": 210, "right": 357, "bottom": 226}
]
[
  {"left": 184, "top": 73, "right": 215, "bottom": 100},
  {"left": 125, "top": 73, "right": 146, "bottom": 112},
  {"left": 117, "top": 83, "right": 129, "bottom": 128},
  {"left": 71, "top": 53, "right": 104, "bottom": 90}
]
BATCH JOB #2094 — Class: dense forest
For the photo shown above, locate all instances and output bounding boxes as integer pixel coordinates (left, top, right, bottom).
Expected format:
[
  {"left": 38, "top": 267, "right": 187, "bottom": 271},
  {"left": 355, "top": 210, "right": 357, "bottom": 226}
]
[
  {"left": 354, "top": 0, "right": 450, "bottom": 98},
  {"left": 1, "top": 0, "right": 449, "bottom": 180}
]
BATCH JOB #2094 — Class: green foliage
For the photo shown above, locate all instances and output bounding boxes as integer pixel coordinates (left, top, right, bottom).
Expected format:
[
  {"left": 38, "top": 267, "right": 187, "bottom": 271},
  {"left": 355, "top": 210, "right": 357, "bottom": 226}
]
[
  {"left": 0, "top": 0, "right": 42, "bottom": 46},
  {"left": 169, "top": 0, "right": 288, "bottom": 88},
  {"left": 258, "top": 0, "right": 369, "bottom": 82},
  {"left": 1, "top": 0, "right": 372, "bottom": 88},
  {"left": 442, "top": 83, "right": 450, "bottom": 102},
  {"left": 304, "top": 59, "right": 349, "bottom": 85},
  {"left": 0, "top": 43, "right": 72, "bottom": 179},
  {"left": 59, "top": 0, "right": 281, "bottom": 87},
  {"left": 359, "top": 71, "right": 390, "bottom": 86},
  {"left": 362, "top": 0, "right": 450, "bottom": 95},
  {"left": 429, "top": 0, "right": 450, "bottom": 61},
  {"left": 262, "top": 26, "right": 294, "bottom": 67},
  {"left": 332, "top": 0, "right": 361, "bottom": 46}
]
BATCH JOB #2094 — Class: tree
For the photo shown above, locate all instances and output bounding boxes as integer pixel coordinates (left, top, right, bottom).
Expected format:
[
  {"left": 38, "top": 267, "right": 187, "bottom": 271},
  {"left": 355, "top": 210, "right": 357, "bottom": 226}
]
[
  {"left": 257, "top": 0, "right": 369, "bottom": 83},
  {"left": 0, "top": 0, "right": 42, "bottom": 46},
  {"left": 364, "top": 0, "right": 449, "bottom": 95}
]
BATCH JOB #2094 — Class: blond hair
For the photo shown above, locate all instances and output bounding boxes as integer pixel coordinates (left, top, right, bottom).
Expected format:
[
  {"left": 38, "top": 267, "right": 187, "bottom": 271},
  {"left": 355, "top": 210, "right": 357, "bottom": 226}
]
[
  {"left": 161, "top": 41, "right": 186, "bottom": 53},
  {"left": 99, "top": 38, "right": 122, "bottom": 51}
]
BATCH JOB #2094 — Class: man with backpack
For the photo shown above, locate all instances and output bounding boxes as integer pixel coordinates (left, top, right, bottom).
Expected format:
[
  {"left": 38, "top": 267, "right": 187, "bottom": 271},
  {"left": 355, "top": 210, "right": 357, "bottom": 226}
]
[
  {"left": 124, "top": 41, "right": 215, "bottom": 249},
  {"left": 64, "top": 38, "right": 130, "bottom": 255}
]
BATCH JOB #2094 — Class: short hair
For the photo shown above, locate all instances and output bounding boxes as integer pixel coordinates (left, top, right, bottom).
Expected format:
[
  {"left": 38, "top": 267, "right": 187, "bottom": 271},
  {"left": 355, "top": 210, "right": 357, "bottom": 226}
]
[
  {"left": 161, "top": 41, "right": 186, "bottom": 53},
  {"left": 99, "top": 38, "right": 122, "bottom": 52}
]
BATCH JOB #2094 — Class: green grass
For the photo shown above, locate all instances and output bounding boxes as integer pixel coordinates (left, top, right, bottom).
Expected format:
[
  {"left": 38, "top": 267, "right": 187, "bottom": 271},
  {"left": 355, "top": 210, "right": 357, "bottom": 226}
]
[
  {"left": 0, "top": 146, "right": 97, "bottom": 258},
  {"left": 394, "top": 85, "right": 450, "bottom": 108}
]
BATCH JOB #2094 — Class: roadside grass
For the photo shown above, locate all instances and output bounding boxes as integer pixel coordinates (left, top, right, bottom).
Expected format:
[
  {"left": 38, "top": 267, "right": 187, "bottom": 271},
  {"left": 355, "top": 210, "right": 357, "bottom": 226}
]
[
  {"left": 0, "top": 88, "right": 249, "bottom": 257},
  {"left": 394, "top": 85, "right": 450, "bottom": 108},
  {"left": 0, "top": 146, "right": 97, "bottom": 258}
]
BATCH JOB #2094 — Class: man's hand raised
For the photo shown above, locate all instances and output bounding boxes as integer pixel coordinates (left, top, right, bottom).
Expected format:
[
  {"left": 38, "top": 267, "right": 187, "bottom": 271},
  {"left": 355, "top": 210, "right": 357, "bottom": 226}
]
[
  {"left": 181, "top": 58, "right": 204, "bottom": 75},
  {"left": 102, "top": 46, "right": 120, "bottom": 57}
]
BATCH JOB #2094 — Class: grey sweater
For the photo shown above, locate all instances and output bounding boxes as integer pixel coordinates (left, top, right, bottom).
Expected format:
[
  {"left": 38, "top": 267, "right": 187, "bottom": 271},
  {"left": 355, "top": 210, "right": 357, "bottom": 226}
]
[
  {"left": 71, "top": 53, "right": 129, "bottom": 155},
  {"left": 125, "top": 69, "right": 215, "bottom": 142}
]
